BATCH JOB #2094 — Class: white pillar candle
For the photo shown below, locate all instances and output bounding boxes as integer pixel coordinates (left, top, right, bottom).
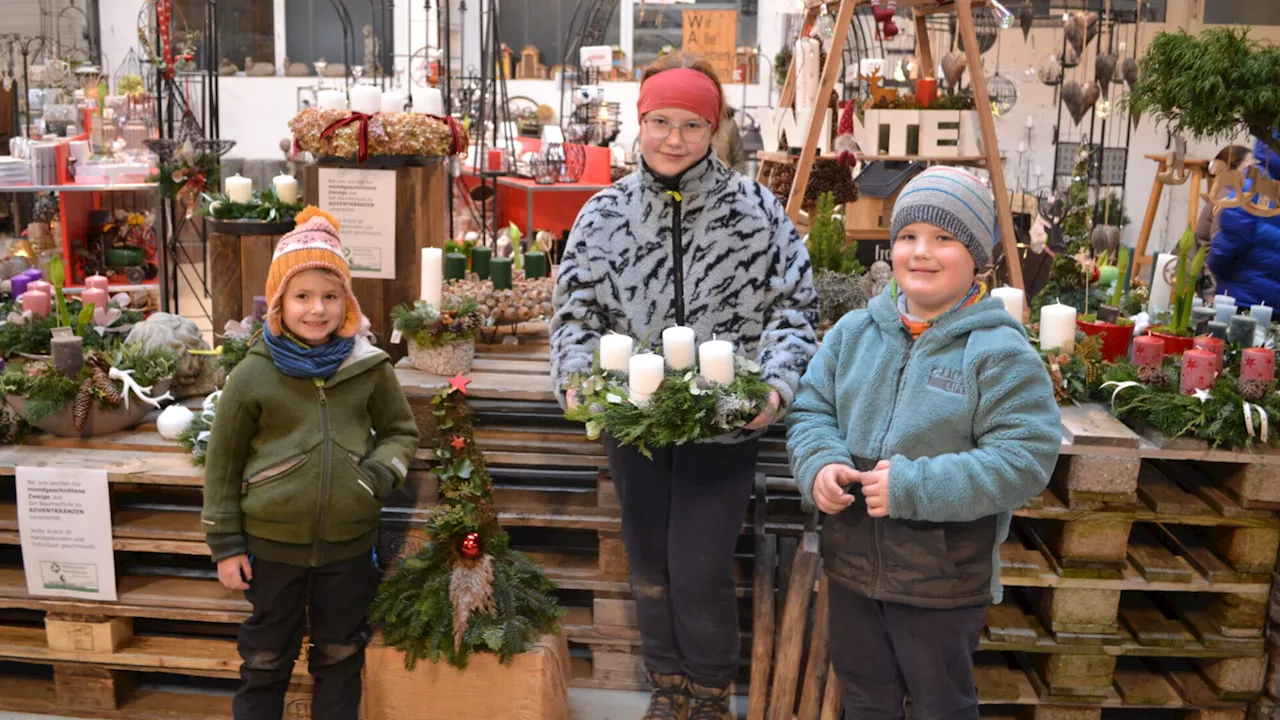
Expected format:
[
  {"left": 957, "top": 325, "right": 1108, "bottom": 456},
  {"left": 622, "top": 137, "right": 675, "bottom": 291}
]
[
  {"left": 661, "top": 326, "right": 697, "bottom": 371},
  {"left": 1039, "top": 303, "right": 1077, "bottom": 352},
  {"left": 1215, "top": 302, "right": 1237, "bottom": 324},
  {"left": 629, "top": 353, "right": 665, "bottom": 405},
  {"left": 272, "top": 174, "right": 298, "bottom": 204},
  {"left": 413, "top": 87, "right": 445, "bottom": 115},
  {"left": 350, "top": 84, "right": 382, "bottom": 115},
  {"left": 317, "top": 89, "right": 348, "bottom": 110},
  {"left": 699, "top": 339, "right": 736, "bottom": 385},
  {"left": 381, "top": 90, "right": 407, "bottom": 113},
  {"left": 224, "top": 174, "right": 253, "bottom": 204},
  {"left": 1147, "top": 252, "right": 1177, "bottom": 314},
  {"left": 420, "top": 248, "right": 443, "bottom": 308},
  {"left": 990, "top": 286, "right": 1025, "bottom": 321},
  {"left": 1214, "top": 293, "right": 1235, "bottom": 308},
  {"left": 1251, "top": 303, "right": 1273, "bottom": 332},
  {"left": 599, "top": 334, "right": 634, "bottom": 372}
]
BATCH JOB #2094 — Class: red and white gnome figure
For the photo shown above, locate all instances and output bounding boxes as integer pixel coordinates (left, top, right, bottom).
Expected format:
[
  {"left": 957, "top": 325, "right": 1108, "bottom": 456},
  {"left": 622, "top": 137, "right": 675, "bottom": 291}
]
[
  {"left": 833, "top": 100, "right": 860, "bottom": 170},
  {"left": 873, "top": 0, "right": 899, "bottom": 39}
]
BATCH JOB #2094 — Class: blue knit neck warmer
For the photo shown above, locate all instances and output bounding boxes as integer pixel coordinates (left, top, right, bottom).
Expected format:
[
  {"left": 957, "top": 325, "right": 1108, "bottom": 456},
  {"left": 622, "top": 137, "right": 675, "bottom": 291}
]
[{"left": 262, "top": 327, "right": 355, "bottom": 379}]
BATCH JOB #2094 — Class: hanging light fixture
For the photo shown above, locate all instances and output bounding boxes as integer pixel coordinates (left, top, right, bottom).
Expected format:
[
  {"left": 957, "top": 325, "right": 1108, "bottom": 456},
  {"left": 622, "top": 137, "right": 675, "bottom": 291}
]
[{"left": 990, "top": 0, "right": 1016, "bottom": 30}]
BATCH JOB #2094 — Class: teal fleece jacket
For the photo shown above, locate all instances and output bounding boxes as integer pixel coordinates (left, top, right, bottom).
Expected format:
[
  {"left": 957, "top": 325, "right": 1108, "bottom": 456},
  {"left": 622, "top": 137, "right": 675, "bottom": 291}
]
[{"left": 786, "top": 286, "right": 1061, "bottom": 604}]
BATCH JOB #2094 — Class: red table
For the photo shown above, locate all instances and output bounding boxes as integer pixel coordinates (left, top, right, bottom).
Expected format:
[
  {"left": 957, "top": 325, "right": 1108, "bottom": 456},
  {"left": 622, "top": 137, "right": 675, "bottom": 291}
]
[{"left": 459, "top": 170, "right": 610, "bottom": 238}]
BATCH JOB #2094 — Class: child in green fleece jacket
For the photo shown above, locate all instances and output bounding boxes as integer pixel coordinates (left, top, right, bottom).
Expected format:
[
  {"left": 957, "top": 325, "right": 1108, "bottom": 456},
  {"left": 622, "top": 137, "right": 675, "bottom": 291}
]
[
  {"left": 201, "top": 207, "right": 418, "bottom": 720},
  {"left": 786, "top": 168, "right": 1061, "bottom": 720}
]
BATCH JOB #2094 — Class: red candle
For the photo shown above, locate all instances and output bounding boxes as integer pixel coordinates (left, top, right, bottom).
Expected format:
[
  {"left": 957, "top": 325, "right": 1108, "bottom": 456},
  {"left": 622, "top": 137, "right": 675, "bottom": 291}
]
[
  {"left": 1194, "top": 335, "right": 1224, "bottom": 376},
  {"left": 81, "top": 287, "right": 110, "bottom": 311},
  {"left": 1180, "top": 349, "right": 1216, "bottom": 394},
  {"left": 486, "top": 148, "right": 506, "bottom": 171},
  {"left": 1241, "top": 348, "right": 1276, "bottom": 384},
  {"left": 21, "top": 289, "right": 50, "bottom": 317},
  {"left": 916, "top": 77, "right": 937, "bottom": 108},
  {"left": 1133, "top": 335, "right": 1165, "bottom": 368}
]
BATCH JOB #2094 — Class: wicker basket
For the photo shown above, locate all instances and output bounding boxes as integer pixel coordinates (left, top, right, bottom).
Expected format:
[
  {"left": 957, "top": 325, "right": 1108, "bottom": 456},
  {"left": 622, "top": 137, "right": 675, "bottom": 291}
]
[{"left": 408, "top": 337, "right": 475, "bottom": 376}]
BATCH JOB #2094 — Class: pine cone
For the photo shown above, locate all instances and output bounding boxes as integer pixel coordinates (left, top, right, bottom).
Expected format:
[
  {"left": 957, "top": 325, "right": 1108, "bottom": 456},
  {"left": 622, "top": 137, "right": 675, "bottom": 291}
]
[
  {"left": 92, "top": 366, "right": 122, "bottom": 405},
  {"left": 73, "top": 378, "right": 95, "bottom": 431},
  {"left": 1240, "top": 379, "right": 1271, "bottom": 402},
  {"left": 1138, "top": 364, "right": 1170, "bottom": 389}
]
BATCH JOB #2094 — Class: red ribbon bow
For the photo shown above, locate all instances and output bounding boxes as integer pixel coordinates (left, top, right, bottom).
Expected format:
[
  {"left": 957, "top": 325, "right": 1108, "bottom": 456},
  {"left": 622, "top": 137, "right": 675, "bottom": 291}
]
[
  {"left": 320, "top": 111, "right": 373, "bottom": 163},
  {"left": 427, "top": 114, "right": 466, "bottom": 156}
]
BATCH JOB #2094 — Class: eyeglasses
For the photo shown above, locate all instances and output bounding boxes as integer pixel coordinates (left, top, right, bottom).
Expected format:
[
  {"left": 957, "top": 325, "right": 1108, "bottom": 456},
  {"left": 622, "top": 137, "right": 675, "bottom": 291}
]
[{"left": 642, "top": 116, "right": 713, "bottom": 143}]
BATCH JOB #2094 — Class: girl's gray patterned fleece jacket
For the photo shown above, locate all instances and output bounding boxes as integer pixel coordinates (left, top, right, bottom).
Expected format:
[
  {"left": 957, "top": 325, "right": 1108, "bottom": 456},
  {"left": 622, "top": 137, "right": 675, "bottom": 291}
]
[{"left": 550, "top": 152, "right": 820, "bottom": 440}]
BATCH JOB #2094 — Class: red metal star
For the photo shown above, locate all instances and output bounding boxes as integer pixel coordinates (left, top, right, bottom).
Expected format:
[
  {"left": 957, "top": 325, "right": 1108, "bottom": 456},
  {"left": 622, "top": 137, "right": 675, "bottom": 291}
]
[
  {"left": 448, "top": 373, "right": 472, "bottom": 394},
  {"left": 1185, "top": 359, "right": 1198, "bottom": 370},
  {"left": 450, "top": 435, "right": 467, "bottom": 451},
  {"left": 1246, "top": 356, "right": 1257, "bottom": 367}
]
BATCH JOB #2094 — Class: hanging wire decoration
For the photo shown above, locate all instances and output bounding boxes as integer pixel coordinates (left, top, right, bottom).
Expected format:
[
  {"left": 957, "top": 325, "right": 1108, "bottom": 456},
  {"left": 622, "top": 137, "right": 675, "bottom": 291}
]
[
  {"left": 987, "top": 73, "right": 1018, "bottom": 116},
  {"left": 949, "top": 9, "right": 1001, "bottom": 55},
  {"left": 1037, "top": 53, "right": 1064, "bottom": 86}
]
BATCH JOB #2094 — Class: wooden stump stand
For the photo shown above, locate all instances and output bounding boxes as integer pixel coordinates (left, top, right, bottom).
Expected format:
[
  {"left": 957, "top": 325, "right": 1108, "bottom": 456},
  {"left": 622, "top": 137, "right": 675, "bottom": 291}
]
[{"left": 207, "top": 219, "right": 294, "bottom": 338}]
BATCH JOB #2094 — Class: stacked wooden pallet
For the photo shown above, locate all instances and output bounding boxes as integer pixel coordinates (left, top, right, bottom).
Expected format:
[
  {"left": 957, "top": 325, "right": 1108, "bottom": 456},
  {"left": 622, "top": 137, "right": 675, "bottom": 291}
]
[{"left": 0, "top": 327, "right": 1277, "bottom": 720}]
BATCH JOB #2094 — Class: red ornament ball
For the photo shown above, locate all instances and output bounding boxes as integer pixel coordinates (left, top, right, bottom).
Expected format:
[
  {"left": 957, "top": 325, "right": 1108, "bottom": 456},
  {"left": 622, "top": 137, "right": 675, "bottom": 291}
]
[{"left": 460, "top": 532, "right": 483, "bottom": 559}]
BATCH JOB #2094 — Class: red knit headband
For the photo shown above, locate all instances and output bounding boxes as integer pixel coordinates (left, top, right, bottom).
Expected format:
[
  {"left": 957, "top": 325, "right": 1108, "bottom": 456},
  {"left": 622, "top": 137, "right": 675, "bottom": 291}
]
[{"left": 637, "top": 68, "right": 721, "bottom": 131}]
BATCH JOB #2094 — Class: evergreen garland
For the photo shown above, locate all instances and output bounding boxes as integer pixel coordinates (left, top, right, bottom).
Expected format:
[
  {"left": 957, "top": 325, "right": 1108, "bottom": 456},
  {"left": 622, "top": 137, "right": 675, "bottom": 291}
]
[
  {"left": 0, "top": 344, "right": 179, "bottom": 422},
  {"left": 370, "top": 382, "right": 563, "bottom": 669},
  {"left": 200, "top": 188, "right": 304, "bottom": 223},
  {"left": 391, "top": 296, "right": 482, "bottom": 350}
]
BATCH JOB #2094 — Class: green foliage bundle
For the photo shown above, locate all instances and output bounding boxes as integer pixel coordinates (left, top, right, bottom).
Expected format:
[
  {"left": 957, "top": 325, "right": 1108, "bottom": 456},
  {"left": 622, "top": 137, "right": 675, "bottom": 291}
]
[
  {"left": 0, "top": 343, "right": 179, "bottom": 421},
  {"left": 391, "top": 296, "right": 482, "bottom": 349},
  {"left": 177, "top": 392, "right": 218, "bottom": 465},
  {"left": 564, "top": 353, "right": 772, "bottom": 457},
  {"left": 0, "top": 300, "right": 143, "bottom": 357},
  {"left": 1127, "top": 28, "right": 1280, "bottom": 158},
  {"left": 370, "top": 385, "right": 563, "bottom": 669},
  {"left": 1100, "top": 360, "right": 1280, "bottom": 449},
  {"left": 807, "top": 192, "right": 864, "bottom": 276},
  {"left": 200, "top": 187, "right": 304, "bottom": 223},
  {"left": 1108, "top": 247, "right": 1131, "bottom": 308},
  {"left": 1037, "top": 333, "right": 1105, "bottom": 405},
  {"left": 216, "top": 323, "right": 261, "bottom": 376}
]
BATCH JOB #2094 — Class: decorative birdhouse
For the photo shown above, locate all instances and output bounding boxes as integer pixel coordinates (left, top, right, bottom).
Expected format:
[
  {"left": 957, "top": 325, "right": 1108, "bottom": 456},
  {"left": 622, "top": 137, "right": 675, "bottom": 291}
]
[{"left": 519, "top": 45, "right": 547, "bottom": 80}]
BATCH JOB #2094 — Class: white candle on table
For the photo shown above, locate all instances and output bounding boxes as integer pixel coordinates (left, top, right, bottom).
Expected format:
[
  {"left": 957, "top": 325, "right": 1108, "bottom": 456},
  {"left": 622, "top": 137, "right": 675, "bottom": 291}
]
[
  {"left": 350, "top": 84, "right": 382, "bottom": 115},
  {"left": 1215, "top": 302, "right": 1237, "bottom": 324},
  {"left": 1039, "top": 302, "right": 1077, "bottom": 352},
  {"left": 413, "top": 87, "right": 445, "bottom": 115},
  {"left": 1251, "top": 303, "right": 1273, "bottom": 332},
  {"left": 990, "top": 286, "right": 1025, "bottom": 321},
  {"left": 420, "top": 248, "right": 443, "bottom": 308},
  {"left": 661, "top": 326, "right": 696, "bottom": 371},
  {"left": 317, "top": 89, "right": 348, "bottom": 110},
  {"left": 1026, "top": 115, "right": 1034, "bottom": 129},
  {"left": 599, "top": 334, "right": 633, "bottom": 372},
  {"left": 272, "top": 174, "right": 298, "bottom": 204},
  {"left": 1147, "top": 253, "right": 1177, "bottom": 314},
  {"left": 699, "top": 339, "right": 736, "bottom": 385},
  {"left": 629, "top": 353, "right": 665, "bottom": 405},
  {"left": 1214, "top": 293, "right": 1234, "bottom": 308},
  {"left": 224, "top": 174, "right": 253, "bottom": 204},
  {"left": 381, "top": 90, "right": 407, "bottom": 113}
]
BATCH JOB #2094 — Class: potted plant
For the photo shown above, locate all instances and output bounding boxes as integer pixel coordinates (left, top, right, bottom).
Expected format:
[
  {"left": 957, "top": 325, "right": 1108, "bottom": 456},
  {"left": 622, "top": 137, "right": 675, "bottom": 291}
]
[
  {"left": 806, "top": 191, "right": 866, "bottom": 331},
  {"left": 1146, "top": 226, "right": 1206, "bottom": 356},
  {"left": 392, "top": 295, "right": 482, "bottom": 375},
  {"left": 1077, "top": 246, "right": 1135, "bottom": 361}
]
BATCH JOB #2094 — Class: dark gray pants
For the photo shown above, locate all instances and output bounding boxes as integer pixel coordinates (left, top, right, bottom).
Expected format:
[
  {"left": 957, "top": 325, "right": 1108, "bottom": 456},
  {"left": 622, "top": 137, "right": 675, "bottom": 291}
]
[
  {"left": 827, "top": 578, "right": 986, "bottom": 720},
  {"left": 604, "top": 435, "right": 759, "bottom": 688}
]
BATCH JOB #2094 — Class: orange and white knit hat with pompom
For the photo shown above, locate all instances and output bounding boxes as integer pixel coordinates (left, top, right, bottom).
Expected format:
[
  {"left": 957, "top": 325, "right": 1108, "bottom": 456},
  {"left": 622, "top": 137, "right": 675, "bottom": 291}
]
[{"left": 265, "top": 206, "right": 362, "bottom": 338}]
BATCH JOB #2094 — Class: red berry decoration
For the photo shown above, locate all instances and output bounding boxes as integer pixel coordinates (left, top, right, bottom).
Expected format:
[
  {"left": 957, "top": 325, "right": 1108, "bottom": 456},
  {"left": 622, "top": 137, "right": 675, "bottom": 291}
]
[{"left": 460, "top": 531, "right": 483, "bottom": 559}]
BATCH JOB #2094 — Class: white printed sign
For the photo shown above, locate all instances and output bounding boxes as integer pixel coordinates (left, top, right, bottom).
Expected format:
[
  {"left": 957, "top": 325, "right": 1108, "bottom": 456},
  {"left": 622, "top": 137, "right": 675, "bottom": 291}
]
[
  {"left": 18, "top": 466, "right": 117, "bottom": 601},
  {"left": 318, "top": 168, "right": 398, "bottom": 279}
]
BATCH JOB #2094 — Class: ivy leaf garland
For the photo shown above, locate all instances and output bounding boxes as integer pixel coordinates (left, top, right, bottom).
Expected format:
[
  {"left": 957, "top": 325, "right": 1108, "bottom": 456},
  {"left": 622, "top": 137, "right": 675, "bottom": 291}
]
[{"left": 370, "top": 382, "right": 563, "bottom": 670}]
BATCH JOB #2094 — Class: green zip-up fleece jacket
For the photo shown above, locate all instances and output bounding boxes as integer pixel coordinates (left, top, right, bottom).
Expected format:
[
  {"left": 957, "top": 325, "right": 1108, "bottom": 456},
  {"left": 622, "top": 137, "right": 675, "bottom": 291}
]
[
  {"left": 201, "top": 336, "right": 420, "bottom": 567},
  {"left": 786, "top": 287, "right": 1061, "bottom": 607}
]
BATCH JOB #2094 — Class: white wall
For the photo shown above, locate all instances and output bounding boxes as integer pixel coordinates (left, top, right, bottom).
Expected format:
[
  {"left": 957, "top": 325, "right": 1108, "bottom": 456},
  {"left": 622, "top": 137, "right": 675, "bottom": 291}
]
[{"left": 93, "top": 0, "right": 1264, "bottom": 254}]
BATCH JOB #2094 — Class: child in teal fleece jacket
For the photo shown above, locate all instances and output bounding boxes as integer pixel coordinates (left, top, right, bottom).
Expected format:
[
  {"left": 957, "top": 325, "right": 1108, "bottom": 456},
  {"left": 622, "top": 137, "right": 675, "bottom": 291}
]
[{"left": 786, "top": 167, "right": 1061, "bottom": 720}]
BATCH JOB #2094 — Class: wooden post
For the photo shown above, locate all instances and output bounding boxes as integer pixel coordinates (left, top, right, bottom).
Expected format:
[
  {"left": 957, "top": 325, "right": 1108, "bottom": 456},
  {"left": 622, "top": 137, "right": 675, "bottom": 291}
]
[
  {"left": 208, "top": 230, "right": 242, "bottom": 337},
  {"left": 914, "top": 12, "right": 934, "bottom": 74},
  {"left": 747, "top": 534, "right": 778, "bottom": 720},
  {"left": 795, "top": 575, "right": 831, "bottom": 720},
  {"left": 303, "top": 159, "right": 448, "bottom": 362},
  {"left": 955, "top": 0, "right": 1024, "bottom": 290},
  {"left": 767, "top": 531, "right": 820, "bottom": 720},
  {"left": 1134, "top": 159, "right": 1169, "bottom": 275},
  {"left": 1187, "top": 165, "right": 1204, "bottom": 232},
  {"left": 786, "top": 0, "right": 857, "bottom": 224}
]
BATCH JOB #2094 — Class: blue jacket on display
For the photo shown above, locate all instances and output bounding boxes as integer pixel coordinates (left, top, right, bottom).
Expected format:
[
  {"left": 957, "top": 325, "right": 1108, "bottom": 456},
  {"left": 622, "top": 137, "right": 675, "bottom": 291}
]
[{"left": 1208, "top": 138, "right": 1280, "bottom": 308}]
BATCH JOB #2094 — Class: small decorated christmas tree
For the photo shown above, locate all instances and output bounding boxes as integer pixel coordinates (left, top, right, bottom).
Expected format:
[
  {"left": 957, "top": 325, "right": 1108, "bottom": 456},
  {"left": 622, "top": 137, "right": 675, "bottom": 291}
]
[{"left": 370, "top": 376, "right": 563, "bottom": 669}]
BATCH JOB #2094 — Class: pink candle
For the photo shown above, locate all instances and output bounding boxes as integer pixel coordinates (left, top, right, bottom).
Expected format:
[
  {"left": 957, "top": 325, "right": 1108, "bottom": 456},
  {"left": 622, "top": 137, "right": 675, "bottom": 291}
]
[
  {"left": 1241, "top": 348, "right": 1276, "bottom": 385},
  {"left": 81, "top": 287, "right": 110, "bottom": 310},
  {"left": 1133, "top": 335, "right": 1165, "bottom": 368},
  {"left": 21, "top": 289, "right": 50, "bottom": 317},
  {"left": 84, "top": 274, "right": 109, "bottom": 291},
  {"left": 1194, "top": 336, "right": 1224, "bottom": 376},
  {"left": 1180, "top": 349, "right": 1217, "bottom": 395},
  {"left": 27, "top": 280, "right": 53, "bottom": 297}
]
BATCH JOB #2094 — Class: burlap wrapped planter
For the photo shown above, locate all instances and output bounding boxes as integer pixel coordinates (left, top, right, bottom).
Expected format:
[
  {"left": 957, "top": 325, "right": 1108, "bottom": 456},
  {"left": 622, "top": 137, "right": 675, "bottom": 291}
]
[{"left": 408, "top": 337, "right": 475, "bottom": 376}]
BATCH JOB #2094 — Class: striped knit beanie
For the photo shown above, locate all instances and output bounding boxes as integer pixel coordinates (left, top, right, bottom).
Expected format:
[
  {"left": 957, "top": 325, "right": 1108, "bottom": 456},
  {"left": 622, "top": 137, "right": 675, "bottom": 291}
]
[
  {"left": 265, "top": 206, "right": 362, "bottom": 338},
  {"left": 889, "top": 166, "right": 997, "bottom": 268}
]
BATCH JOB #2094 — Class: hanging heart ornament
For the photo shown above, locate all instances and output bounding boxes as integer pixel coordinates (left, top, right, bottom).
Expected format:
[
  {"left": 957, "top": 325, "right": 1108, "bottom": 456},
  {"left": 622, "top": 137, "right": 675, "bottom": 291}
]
[
  {"left": 1063, "top": 80, "right": 1100, "bottom": 125},
  {"left": 1095, "top": 54, "right": 1117, "bottom": 89},
  {"left": 942, "top": 51, "right": 968, "bottom": 88},
  {"left": 1121, "top": 57, "right": 1140, "bottom": 90}
]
